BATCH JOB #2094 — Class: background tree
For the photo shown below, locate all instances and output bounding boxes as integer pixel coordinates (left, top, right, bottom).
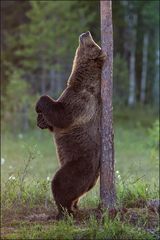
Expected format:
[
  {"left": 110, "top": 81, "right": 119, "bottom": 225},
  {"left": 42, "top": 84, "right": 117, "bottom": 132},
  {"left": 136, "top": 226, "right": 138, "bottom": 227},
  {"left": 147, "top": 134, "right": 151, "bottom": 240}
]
[
  {"left": 1, "top": 0, "right": 30, "bottom": 94},
  {"left": 122, "top": 1, "right": 138, "bottom": 106},
  {"left": 140, "top": 0, "right": 159, "bottom": 104},
  {"left": 2, "top": 69, "right": 37, "bottom": 132}
]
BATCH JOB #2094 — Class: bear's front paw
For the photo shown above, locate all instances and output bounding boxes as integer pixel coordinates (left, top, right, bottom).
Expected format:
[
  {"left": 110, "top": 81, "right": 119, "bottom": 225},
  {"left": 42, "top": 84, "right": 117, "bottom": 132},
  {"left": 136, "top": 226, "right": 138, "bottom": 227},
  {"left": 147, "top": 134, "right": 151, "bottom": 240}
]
[
  {"left": 35, "top": 95, "right": 50, "bottom": 113},
  {"left": 37, "top": 113, "right": 49, "bottom": 129}
]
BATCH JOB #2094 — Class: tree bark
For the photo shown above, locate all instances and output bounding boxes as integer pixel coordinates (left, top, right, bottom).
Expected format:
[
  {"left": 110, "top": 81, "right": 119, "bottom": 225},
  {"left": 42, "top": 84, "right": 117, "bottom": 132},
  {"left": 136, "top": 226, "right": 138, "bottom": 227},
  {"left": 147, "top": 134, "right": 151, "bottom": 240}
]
[
  {"left": 128, "top": 11, "right": 137, "bottom": 107},
  {"left": 122, "top": 0, "right": 130, "bottom": 63},
  {"left": 50, "top": 69, "right": 56, "bottom": 95},
  {"left": 100, "top": 0, "right": 116, "bottom": 209},
  {"left": 56, "top": 71, "right": 62, "bottom": 95},
  {"left": 140, "top": 32, "right": 149, "bottom": 104},
  {"left": 122, "top": 1, "right": 137, "bottom": 106},
  {"left": 22, "top": 103, "right": 29, "bottom": 132},
  {"left": 153, "top": 33, "right": 159, "bottom": 107},
  {"left": 128, "top": 42, "right": 136, "bottom": 106},
  {"left": 40, "top": 68, "right": 46, "bottom": 94}
]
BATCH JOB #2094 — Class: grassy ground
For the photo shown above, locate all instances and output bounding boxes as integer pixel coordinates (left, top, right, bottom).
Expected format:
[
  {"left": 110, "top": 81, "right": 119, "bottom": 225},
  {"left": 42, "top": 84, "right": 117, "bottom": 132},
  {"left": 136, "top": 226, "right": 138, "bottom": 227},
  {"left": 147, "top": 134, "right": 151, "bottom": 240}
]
[{"left": 1, "top": 107, "right": 159, "bottom": 239}]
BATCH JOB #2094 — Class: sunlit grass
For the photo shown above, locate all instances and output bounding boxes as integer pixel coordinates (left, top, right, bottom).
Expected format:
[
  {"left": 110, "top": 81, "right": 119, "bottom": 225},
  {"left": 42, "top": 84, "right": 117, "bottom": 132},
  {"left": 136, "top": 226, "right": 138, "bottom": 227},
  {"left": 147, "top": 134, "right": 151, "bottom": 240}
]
[
  {"left": 115, "top": 125, "right": 159, "bottom": 184},
  {"left": 1, "top": 122, "right": 158, "bottom": 185},
  {"left": 1, "top": 131, "right": 58, "bottom": 182}
]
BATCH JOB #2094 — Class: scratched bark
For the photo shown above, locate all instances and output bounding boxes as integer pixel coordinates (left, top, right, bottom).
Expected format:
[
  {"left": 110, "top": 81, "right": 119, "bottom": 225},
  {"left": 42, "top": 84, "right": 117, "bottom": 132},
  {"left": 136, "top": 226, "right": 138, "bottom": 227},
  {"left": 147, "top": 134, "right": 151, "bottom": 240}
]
[{"left": 100, "top": 0, "right": 116, "bottom": 209}]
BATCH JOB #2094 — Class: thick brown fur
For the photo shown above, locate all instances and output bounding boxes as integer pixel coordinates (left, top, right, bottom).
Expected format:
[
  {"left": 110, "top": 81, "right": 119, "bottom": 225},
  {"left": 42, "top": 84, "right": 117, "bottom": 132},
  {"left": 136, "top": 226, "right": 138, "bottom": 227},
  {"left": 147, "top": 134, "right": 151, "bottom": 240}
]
[{"left": 35, "top": 31, "right": 106, "bottom": 219}]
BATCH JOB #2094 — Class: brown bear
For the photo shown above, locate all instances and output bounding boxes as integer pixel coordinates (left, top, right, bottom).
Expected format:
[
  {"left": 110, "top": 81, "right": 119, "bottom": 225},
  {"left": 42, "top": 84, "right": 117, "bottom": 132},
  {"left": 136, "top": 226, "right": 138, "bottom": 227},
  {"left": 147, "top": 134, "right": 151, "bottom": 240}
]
[{"left": 35, "top": 31, "right": 106, "bottom": 219}]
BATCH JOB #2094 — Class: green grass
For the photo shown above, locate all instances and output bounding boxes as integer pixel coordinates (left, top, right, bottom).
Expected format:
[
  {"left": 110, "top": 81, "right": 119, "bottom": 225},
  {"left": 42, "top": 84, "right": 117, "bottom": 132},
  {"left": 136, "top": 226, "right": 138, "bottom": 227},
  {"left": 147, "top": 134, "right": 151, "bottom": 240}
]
[
  {"left": 4, "top": 216, "right": 156, "bottom": 240},
  {"left": 1, "top": 108, "right": 159, "bottom": 239},
  {"left": 1, "top": 131, "right": 58, "bottom": 182},
  {"left": 1, "top": 123, "right": 158, "bottom": 184}
]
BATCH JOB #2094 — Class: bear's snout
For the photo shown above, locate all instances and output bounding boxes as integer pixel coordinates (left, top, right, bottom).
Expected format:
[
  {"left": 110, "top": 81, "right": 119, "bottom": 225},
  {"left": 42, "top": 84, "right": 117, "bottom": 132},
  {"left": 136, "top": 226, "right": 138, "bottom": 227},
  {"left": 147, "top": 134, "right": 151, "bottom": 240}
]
[
  {"left": 80, "top": 31, "right": 90, "bottom": 38},
  {"left": 79, "top": 31, "right": 91, "bottom": 44}
]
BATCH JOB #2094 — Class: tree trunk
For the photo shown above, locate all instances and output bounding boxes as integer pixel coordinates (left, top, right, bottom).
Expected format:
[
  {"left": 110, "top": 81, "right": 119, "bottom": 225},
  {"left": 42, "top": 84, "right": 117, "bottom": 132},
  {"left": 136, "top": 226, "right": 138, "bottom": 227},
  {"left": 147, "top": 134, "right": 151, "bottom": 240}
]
[
  {"left": 128, "top": 43, "right": 136, "bottom": 106},
  {"left": 50, "top": 69, "right": 56, "bottom": 96},
  {"left": 140, "top": 32, "right": 149, "bottom": 104},
  {"left": 100, "top": 0, "right": 116, "bottom": 209},
  {"left": 56, "top": 71, "right": 62, "bottom": 95},
  {"left": 22, "top": 103, "right": 29, "bottom": 132},
  {"left": 128, "top": 13, "right": 137, "bottom": 107},
  {"left": 122, "top": 1, "right": 137, "bottom": 106},
  {"left": 122, "top": 0, "right": 130, "bottom": 63},
  {"left": 153, "top": 34, "right": 159, "bottom": 107},
  {"left": 40, "top": 68, "right": 47, "bottom": 94}
]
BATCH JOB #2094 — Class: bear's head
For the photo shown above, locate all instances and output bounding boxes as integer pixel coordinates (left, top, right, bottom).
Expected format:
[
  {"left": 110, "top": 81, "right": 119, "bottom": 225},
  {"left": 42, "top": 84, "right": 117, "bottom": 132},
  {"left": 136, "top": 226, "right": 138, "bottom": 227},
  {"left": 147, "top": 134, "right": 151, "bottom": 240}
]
[
  {"left": 69, "top": 32, "right": 106, "bottom": 89},
  {"left": 75, "top": 31, "right": 106, "bottom": 65}
]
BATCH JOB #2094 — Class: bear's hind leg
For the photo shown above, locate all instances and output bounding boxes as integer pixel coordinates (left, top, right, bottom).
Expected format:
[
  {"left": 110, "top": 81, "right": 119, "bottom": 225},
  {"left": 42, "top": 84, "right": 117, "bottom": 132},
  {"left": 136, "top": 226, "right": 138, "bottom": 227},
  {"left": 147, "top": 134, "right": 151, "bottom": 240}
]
[
  {"left": 52, "top": 161, "right": 91, "bottom": 219},
  {"left": 52, "top": 174, "right": 74, "bottom": 219},
  {"left": 52, "top": 169, "right": 76, "bottom": 219},
  {"left": 72, "top": 199, "right": 79, "bottom": 211}
]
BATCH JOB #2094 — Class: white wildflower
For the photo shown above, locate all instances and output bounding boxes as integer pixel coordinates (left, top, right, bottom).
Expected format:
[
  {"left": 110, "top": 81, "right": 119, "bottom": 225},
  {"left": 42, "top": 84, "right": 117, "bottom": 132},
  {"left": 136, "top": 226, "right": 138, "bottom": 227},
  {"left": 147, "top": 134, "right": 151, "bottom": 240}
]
[
  {"left": 9, "top": 175, "right": 16, "bottom": 180},
  {"left": 1, "top": 158, "right": 5, "bottom": 165},
  {"left": 18, "top": 133, "right": 23, "bottom": 139},
  {"left": 116, "top": 170, "right": 119, "bottom": 174},
  {"left": 47, "top": 176, "right": 50, "bottom": 181},
  {"left": 118, "top": 175, "right": 121, "bottom": 179},
  {"left": 9, "top": 165, "right": 13, "bottom": 169}
]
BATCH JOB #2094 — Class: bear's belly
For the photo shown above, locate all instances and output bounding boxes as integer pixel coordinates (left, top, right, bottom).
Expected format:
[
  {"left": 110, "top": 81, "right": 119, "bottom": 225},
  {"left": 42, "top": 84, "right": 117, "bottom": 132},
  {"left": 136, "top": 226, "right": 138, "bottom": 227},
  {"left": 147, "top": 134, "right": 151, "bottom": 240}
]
[{"left": 54, "top": 123, "right": 100, "bottom": 170}]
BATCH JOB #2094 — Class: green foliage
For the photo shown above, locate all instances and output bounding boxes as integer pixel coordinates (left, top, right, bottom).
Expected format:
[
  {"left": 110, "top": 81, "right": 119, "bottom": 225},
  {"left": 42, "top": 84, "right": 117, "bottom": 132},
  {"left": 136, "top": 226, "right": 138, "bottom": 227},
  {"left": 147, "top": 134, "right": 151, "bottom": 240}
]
[
  {"left": 148, "top": 120, "right": 159, "bottom": 149},
  {"left": 148, "top": 120, "right": 159, "bottom": 163},
  {"left": 116, "top": 177, "right": 157, "bottom": 208},
  {"left": 141, "top": 0, "right": 159, "bottom": 30},
  {"left": 99, "top": 216, "right": 155, "bottom": 240},
  {"left": 1, "top": 145, "right": 51, "bottom": 210},
  {"left": 1, "top": 0, "right": 159, "bottom": 132},
  {"left": 2, "top": 69, "right": 38, "bottom": 132},
  {"left": 15, "top": 1, "right": 96, "bottom": 71},
  {"left": 6, "top": 70, "right": 29, "bottom": 104},
  {"left": 2, "top": 178, "right": 51, "bottom": 210},
  {"left": 114, "top": 105, "right": 156, "bottom": 127},
  {"left": 2, "top": 70, "right": 28, "bottom": 129}
]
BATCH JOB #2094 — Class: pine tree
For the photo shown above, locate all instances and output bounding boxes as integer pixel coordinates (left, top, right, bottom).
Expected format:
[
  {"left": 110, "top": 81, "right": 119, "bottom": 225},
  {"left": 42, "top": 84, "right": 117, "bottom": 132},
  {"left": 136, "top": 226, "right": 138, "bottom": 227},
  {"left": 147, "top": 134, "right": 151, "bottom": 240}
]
[{"left": 100, "top": 0, "right": 116, "bottom": 209}]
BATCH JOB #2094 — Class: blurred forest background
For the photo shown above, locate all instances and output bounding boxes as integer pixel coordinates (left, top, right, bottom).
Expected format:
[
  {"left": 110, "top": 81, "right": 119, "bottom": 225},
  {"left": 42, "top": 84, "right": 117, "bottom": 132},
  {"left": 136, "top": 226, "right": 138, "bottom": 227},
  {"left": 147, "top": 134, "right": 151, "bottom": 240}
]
[
  {"left": 1, "top": 2, "right": 159, "bottom": 238},
  {"left": 1, "top": 0, "right": 159, "bottom": 132}
]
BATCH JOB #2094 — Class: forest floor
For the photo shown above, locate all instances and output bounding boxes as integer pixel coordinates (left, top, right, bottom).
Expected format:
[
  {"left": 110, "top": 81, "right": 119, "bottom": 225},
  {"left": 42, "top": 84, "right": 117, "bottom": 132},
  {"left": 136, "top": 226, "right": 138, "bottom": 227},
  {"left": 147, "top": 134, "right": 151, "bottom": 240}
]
[
  {"left": 1, "top": 204, "right": 159, "bottom": 239},
  {"left": 1, "top": 108, "right": 159, "bottom": 239}
]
